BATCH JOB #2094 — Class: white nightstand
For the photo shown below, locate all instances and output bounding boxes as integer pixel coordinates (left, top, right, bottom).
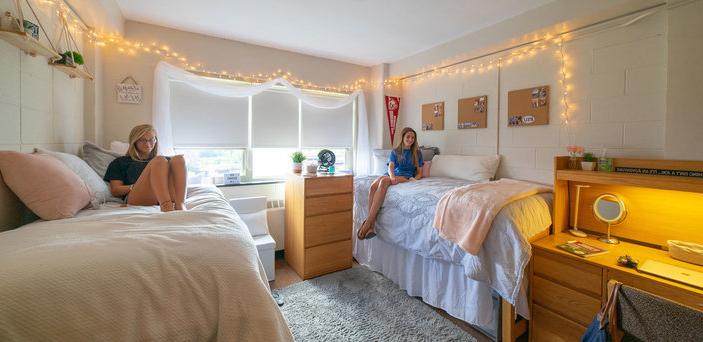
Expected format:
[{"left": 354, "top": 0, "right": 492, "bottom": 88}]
[{"left": 228, "top": 197, "right": 276, "bottom": 281}]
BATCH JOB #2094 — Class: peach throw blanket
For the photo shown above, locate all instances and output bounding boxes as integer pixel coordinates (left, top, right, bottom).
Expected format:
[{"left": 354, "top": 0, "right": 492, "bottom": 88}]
[{"left": 433, "top": 178, "right": 551, "bottom": 255}]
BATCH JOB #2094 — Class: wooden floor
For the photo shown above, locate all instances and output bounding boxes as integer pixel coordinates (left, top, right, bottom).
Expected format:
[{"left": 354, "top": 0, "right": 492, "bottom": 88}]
[{"left": 270, "top": 256, "right": 493, "bottom": 342}]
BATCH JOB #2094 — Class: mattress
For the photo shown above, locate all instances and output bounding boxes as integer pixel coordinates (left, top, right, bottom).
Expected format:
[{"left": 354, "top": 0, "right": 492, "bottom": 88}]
[
  {"left": 0, "top": 185, "right": 293, "bottom": 341},
  {"left": 353, "top": 176, "right": 552, "bottom": 311}
]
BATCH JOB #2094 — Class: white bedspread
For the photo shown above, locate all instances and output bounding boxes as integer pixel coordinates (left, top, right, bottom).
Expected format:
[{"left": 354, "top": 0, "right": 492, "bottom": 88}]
[
  {"left": 0, "top": 186, "right": 293, "bottom": 341},
  {"left": 354, "top": 176, "right": 552, "bottom": 308}
]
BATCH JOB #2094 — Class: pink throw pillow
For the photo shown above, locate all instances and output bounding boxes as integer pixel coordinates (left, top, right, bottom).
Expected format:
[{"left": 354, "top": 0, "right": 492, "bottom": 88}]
[
  {"left": 422, "top": 160, "right": 432, "bottom": 177},
  {"left": 0, "top": 151, "right": 91, "bottom": 220}
]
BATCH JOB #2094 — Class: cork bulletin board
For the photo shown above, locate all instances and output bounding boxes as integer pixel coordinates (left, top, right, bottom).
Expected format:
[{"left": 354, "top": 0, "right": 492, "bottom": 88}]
[
  {"left": 507, "top": 85, "right": 549, "bottom": 126},
  {"left": 422, "top": 102, "right": 444, "bottom": 131},
  {"left": 457, "top": 95, "right": 488, "bottom": 129}
]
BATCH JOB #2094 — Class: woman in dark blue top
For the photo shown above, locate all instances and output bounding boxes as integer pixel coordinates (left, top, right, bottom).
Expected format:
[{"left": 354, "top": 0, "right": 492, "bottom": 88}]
[
  {"left": 357, "top": 127, "right": 423, "bottom": 239},
  {"left": 104, "top": 124, "right": 187, "bottom": 212}
]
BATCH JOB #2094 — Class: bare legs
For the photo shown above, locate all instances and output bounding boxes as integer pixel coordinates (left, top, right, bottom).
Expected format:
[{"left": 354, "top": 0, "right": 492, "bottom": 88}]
[
  {"left": 127, "top": 155, "right": 188, "bottom": 212},
  {"left": 358, "top": 175, "right": 392, "bottom": 239},
  {"left": 168, "top": 155, "right": 187, "bottom": 210}
]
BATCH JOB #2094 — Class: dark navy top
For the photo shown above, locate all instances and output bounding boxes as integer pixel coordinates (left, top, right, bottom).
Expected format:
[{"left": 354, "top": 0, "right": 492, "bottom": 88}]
[
  {"left": 386, "top": 148, "right": 424, "bottom": 178},
  {"left": 104, "top": 156, "right": 170, "bottom": 186}
]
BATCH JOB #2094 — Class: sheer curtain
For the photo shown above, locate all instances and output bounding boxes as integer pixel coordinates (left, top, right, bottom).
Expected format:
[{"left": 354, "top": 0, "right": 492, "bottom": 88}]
[{"left": 152, "top": 61, "right": 370, "bottom": 175}]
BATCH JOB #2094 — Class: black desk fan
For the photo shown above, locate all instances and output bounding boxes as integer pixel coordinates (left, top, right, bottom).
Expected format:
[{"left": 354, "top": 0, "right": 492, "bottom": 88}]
[{"left": 317, "top": 149, "right": 336, "bottom": 173}]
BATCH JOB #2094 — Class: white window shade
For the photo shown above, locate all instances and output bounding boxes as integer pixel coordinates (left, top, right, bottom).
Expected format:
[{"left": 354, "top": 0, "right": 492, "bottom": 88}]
[
  {"left": 252, "top": 90, "right": 299, "bottom": 148},
  {"left": 170, "top": 81, "right": 248, "bottom": 147},
  {"left": 301, "top": 100, "right": 353, "bottom": 148}
]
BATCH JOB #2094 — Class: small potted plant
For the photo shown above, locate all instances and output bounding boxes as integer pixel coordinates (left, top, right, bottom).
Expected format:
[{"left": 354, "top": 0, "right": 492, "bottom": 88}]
[
  {"left": 291, "top": 151, "right": 306, "bottom": 173},
  {"left": 57, "top": 50, "right": 84, "bottom": 67},
  {"left": 581, "top": 152, "right": 597, "bottom": 171}
]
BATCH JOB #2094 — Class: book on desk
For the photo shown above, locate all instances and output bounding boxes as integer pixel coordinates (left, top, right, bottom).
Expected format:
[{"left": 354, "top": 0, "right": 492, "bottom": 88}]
[{"left": 557, "top": 241, "right": 609, "bottom": 257}]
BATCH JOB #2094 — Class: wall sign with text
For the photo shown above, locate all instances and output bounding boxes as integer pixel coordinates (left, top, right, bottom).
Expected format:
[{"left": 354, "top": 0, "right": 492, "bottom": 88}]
[{"left": 116, "top": 76, "right": 143, "bottom": 104}]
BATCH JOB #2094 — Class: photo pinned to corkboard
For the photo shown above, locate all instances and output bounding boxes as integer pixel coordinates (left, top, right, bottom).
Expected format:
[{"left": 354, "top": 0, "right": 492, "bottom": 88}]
[
  {"left": 507, "top": 85, "right": 549, "bottom": 127},
  {"left": 458, "top": 95, "right": 487, "bottom": 129},
  {"left": 421, "top": 101, "right": 444, "bottom": 131}
]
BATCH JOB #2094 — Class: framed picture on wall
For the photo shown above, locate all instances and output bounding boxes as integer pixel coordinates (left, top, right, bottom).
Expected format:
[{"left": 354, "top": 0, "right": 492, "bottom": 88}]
[
  {"left": 507, "top": 85, "right": 549, "bottom": 126},
  {"left": 458, "top": 95, "right": 488, "bottom": 129},
  {"left": 422, "top": 101, "right": 444, "bottom": 131}
]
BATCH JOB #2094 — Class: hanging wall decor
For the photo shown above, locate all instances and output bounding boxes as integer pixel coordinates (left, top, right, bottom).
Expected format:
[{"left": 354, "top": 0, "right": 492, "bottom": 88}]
[
  {"left": 507, "top": 85, "right": 549, "bottom": 126},
  {"left": 49, "top": 7, "right": 93, "bottom": 80},
  {"left": 0, "top": 0, "right": 59, "bottom": 59},
  {"left": 116, "top": 76, "right": 143, "bottom": 104},
  {"left": 421, "top": 101, "right": 444, "bottom": 131},
  {"left": 385, "top": 96, "right": 400, "bottom": 145},
  {"left": 457, "top": 95, "right": 488, "bottom": 129}
]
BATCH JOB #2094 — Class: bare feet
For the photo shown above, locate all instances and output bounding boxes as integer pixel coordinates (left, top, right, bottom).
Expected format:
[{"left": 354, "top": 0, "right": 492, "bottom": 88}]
[
  {"left": 175, "top": 202, "right": 187, "bottom": 211},
  {"left": 357, "top": 219, "right": 376, "bottom": 240},
  {"left": 160, "top": 201, "right": 175, "bottom": 212}
]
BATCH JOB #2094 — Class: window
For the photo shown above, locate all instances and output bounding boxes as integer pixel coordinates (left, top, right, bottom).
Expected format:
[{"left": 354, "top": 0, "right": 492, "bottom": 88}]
[
  {"left": 170, "top": 80, "right": 355, "bottom": 184},
  {"left": 251, "top": 148, "right": 296, "bottom": 179},
  {"left": 175, "top": 148, "right": 244, "bottom": 185}
]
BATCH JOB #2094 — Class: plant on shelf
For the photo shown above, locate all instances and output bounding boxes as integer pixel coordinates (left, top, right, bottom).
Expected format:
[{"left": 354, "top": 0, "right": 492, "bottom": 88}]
[
  {"left": 57, "top": 51, "right": 84, "bottom": 67},
  {"left": 291, "top": 151, "right": 306, "bottom": 173},
  {"left": 581, "top": 152, "right": 597, "bottom": 171}
]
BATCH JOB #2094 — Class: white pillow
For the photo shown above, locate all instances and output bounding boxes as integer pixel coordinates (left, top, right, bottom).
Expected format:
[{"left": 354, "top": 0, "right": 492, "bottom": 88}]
[
  {"left": 372, "top": 149, "right": 391, "bottom": 175},
  {"left": 430, "top": 154, "right": 500, "bottom": 182},
  {"left": 238, "top": 210, "right": 269, "bottom": 237},
  {"left": 35, "top": 148, "right": 123, "bottom": 203},
  {"left": 110, "top": 141, "right": 130, "bottom": 155}
]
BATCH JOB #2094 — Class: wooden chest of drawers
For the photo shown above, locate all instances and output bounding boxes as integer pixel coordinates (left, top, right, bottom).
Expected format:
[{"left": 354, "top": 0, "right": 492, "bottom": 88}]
[{"left": 284, "top": 173, "right": 353, "bottom": 279}]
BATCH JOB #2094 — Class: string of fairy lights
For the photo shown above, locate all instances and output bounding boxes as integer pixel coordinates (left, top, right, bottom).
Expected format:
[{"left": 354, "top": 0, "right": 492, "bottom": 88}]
[
  {"left": 383, "top": 35, "right": 573, "bottom": 127},
  {"left": 33, "top": 0, "right": 571, "bottom": 121}
]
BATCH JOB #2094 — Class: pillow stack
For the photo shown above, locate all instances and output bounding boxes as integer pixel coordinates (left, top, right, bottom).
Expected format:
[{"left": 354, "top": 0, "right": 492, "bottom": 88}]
[
  {"left": 0, "top": 151, "right": 91, "bottom": 220},
  {"left": 35, "top": 148, "right": 123, "bottom": 204}
]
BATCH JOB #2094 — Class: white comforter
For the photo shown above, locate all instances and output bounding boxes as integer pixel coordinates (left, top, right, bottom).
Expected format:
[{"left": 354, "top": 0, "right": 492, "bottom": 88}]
[
  {"left": 354, "top": 176, "right": 552, "bottom": 307},
  {"left": 0, "top": 186, "right": 293, "bottom": 341}
]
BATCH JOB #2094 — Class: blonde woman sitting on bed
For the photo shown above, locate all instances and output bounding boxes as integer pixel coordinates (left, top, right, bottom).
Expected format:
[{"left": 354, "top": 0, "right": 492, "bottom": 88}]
[
  {"left": 358, "top": 127, "right": 424, "bottom": 240},
  {"left": 104, "top": 124, "right": 187, "bottom": 212}
]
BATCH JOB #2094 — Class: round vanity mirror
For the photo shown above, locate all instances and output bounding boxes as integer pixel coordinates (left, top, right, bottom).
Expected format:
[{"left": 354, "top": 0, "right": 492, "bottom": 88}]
[{"left": 593, "top": 193, "right": 626, "bottom": 244}]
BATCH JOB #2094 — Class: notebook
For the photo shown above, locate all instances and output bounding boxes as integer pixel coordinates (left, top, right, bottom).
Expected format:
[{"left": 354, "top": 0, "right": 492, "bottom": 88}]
[
  {"left": 557, "top": 241, "right": 609, "bottom": 257},
  {"left": 637, "top": 259, "right": 703, "bottom": 290}
]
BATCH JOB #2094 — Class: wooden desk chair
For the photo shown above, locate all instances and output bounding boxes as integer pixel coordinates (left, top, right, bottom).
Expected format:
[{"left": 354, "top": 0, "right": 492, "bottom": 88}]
[{"left": 606, "top": 280, "right": 703, "bottom": 342}]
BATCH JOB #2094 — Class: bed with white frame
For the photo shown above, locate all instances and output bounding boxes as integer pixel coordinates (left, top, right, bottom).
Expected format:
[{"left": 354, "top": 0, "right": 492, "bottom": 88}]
[{"left": 353, "top": 152, "right": 552, "bottom": 341}]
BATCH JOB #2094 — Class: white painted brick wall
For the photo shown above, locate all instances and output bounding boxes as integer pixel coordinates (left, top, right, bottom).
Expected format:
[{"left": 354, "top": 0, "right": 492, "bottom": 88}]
[
  {"left": 0, "top": 10, "right": 85, "bottom": 153},
  {"left": 396, "top": 11, "right": 667, "bottom": 184},
  {"left": 624, "top": 121, "right": 665, "bottom": 149}
]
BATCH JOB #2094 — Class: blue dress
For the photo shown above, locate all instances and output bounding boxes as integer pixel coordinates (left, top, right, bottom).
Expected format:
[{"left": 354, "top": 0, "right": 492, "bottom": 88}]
[{"left": 385, "top": 149, "right": 424, "bottom": 178}]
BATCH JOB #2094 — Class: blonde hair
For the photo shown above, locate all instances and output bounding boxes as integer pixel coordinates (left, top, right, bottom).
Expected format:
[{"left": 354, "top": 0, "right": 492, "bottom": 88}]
[
  {"left": 127, "top": 124, "right": 158, "bottom": 161},
  {"left": 394, "top": 127, "right": 419, "bottom": 167}
]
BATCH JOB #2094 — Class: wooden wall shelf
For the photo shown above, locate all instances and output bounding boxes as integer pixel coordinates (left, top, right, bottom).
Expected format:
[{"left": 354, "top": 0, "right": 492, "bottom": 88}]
[
  {"left": 552, "top": 156, "right": 703, "bottom": 248},
  {"left": 556, "top": 169, "right": 703, "bottom": 193},
  {"left": 50, "top": 62, "right": 94, "bottom": 80},
  {"left": 0, "top": 29, "right": 60, "bottom": 59}
]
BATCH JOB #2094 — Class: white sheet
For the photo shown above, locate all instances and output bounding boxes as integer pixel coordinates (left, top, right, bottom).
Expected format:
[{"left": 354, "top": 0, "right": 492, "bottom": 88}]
[
  {"left": 0, "top": 185, "right": 293, "bottom": 341},
  {"left": 353, "top": 176, "right": 552, "bottom": 325}
]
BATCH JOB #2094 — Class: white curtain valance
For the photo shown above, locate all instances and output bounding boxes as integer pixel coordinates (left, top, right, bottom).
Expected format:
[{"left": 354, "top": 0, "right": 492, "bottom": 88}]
[{"left": 152, "top": 61, "right": 370, "bottom": 175}]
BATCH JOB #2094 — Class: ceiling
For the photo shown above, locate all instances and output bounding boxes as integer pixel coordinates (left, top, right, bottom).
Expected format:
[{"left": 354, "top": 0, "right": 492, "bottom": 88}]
[{"left": 115, "top": 0, "right": 555, "bottom": 66}]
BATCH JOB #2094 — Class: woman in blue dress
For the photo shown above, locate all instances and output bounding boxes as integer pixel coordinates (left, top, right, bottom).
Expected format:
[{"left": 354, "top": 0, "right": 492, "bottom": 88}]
[{"left": 357, "top": 127, "right": 423, "bottom": 239}]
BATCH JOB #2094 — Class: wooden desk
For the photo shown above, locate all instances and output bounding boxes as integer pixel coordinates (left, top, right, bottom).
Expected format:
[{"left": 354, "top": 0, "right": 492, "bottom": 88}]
[
  {"left": 531, "top": 234, "right": 703, "bottom": 341},
  {"left": 531, "top": 156, "right": 703, "bottom": 341},
  {"left": 284, "top": 173, "right": 353, "bottom": 279}
]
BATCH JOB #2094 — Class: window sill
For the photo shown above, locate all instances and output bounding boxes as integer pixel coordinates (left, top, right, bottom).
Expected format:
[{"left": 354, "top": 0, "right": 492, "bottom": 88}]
[{"left": 215, "top": 179, "right": 284, "bottom": 188}]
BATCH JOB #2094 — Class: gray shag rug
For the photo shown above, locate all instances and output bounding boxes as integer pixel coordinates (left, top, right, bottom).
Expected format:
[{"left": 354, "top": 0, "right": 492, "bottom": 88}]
[{"left": 276, "top": 266, "right": 478, "bottom": 341}]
